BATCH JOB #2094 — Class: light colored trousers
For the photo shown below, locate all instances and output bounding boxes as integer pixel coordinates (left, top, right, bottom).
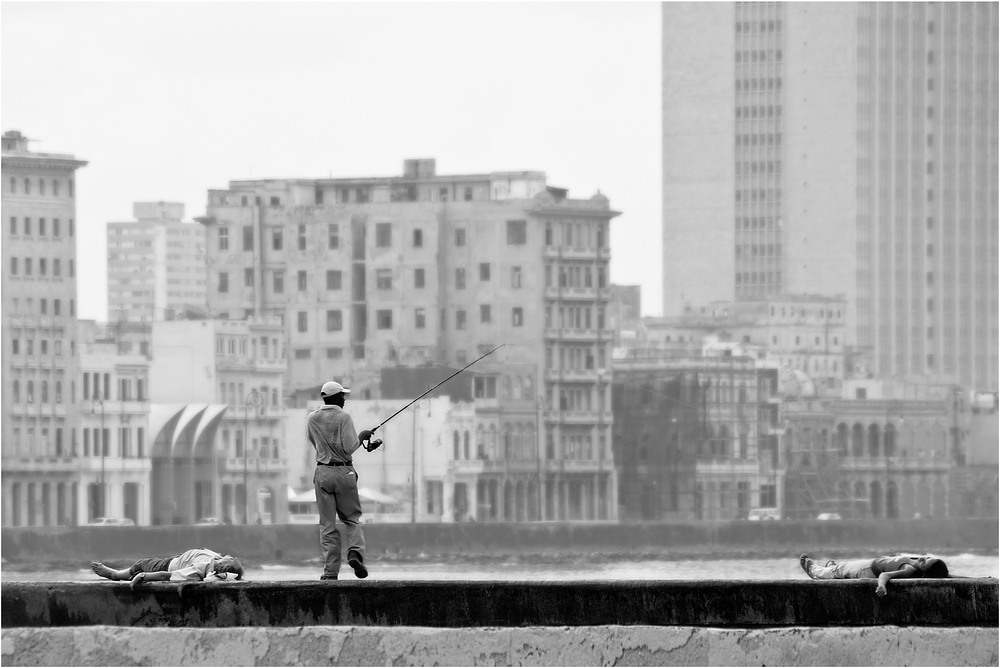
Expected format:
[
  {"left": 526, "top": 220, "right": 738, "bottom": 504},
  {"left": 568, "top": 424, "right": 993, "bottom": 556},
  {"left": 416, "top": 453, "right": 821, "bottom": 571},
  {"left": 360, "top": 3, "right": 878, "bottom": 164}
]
[
  {"left": 810, "top": 558, "right": 876, "bottom": 579},
  {"left": 314, "top": 465, "right": 366, "bottom": 577}
]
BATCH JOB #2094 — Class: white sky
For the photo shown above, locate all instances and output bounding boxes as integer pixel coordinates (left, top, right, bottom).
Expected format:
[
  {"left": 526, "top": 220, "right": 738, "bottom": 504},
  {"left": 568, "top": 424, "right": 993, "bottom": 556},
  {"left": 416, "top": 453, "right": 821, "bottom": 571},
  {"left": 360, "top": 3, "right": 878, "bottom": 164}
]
[{"left": 2, "top": 2, "right": 662, "bottom": 321}]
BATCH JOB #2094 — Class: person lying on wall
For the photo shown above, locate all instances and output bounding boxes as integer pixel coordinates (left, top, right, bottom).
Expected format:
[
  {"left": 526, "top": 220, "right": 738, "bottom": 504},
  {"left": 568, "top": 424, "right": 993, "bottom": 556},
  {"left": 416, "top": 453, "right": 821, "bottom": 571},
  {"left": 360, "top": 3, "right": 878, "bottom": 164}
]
[
  {"left": 91, "top": 548, "right": 244, "bottom": 591},
  {"left": 799, "top": 553, "right": 954, "bottom": 597}
]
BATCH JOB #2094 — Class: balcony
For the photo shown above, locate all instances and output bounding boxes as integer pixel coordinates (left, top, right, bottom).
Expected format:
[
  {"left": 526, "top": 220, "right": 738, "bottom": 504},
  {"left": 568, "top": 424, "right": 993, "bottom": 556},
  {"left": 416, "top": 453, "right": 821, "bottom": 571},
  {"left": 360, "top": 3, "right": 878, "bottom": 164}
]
[
  {"left": 77, "top": 457, "right": 152, "bottom": 473},
  {"left": 545, "top": 368, "right": 601, "bottom": 383},
  {"left": 839, "top": 456, "right": 950, "bottom": 472},
  {"left": 695, "top": 459, "right": 761, "bottom": 475},
  {"left": 252, "top": 357, "right": 287, "bottom": 373},
  {"left": 449, "top": 460, "right": 486, "bottom": 474},
  {"left": 544, "top": 286, "right": 600, "bottom": 301},
  {"left": 216, "top": 355, "right": 251, "bottom": 371},
  {"left": 542, "top": 246, "right": 607, "bottom": 261},
  {"left": 222, "top": 457, "right": 288, "bottom": 473}
]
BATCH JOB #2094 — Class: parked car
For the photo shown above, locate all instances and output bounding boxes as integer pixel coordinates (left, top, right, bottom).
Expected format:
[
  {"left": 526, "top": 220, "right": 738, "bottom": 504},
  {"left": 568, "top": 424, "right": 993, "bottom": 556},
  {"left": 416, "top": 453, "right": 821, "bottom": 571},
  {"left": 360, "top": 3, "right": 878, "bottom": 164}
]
[
  {"left": 195, "top": 517, "right": 227, "bottom": 526},
  {"left": 816, "top": 512, "right": 842, "bottom": 521},
  {"left": 88, "top": 517, "right": 135, "bottom": 526},
  {"left": 746, "top": 508, "right": 781, "bottom": 521}
]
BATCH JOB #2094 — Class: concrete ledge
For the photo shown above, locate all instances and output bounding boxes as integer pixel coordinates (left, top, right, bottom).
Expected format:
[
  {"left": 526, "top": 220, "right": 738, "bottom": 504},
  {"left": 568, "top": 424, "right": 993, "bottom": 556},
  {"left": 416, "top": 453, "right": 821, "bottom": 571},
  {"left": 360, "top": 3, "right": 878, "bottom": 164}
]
[
  {"left": 3, "top": 625, "right": 998, "bottom": 666},
  {"left": 3, "top": 580, "right": 997, "bottom": 628}
]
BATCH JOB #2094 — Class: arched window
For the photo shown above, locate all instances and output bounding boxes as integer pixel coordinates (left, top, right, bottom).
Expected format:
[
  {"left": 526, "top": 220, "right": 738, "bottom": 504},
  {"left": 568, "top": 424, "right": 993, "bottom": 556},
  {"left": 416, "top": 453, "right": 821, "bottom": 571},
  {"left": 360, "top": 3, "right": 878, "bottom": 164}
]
[
  {"left": 27, "top": 380, "right": 34, "bottom": 403},
  {"left": 718, "top": 425, "right": 730, "bottom": 458},
  {"left": 867, "top": 424, "right": 881, "bottom": 458},
  {"left": 13, "top": 380, "right": 19, "bottom": 403},
  {"left": 476, "top": 424, "right": 485, "bottom": 459},
  {"left": 523, "top": 375, "right": 534, "bottom": 400},
  {"left": 39, "top": 179, "right": 45, "bottom": 196},
  {"left": 524, "top": 425, "right": 535, "bottom": 459},
  {"left": 453, "top": 431, "right": 460, "bottom": 460},
  {"left": 9, "top": 176, "right": 15, "bottom": 194},
  {"left": 501, "top": 376, "right": 511, "bottom": 399},
  {"left": 24, "top": 177, "right": 31, "bottom": 195},
  {"left": 55, "top": 381, "right": 62, "bottom": 404},
  {"left": 851, "top": 424, "right": 865, "bottom": 457},
  {"left": 463, "top": 431, "right": 470, "bottom": 460},
  {"left": 502, "top": 425, "right": 512, "bottom": 458},
  {"left": 513, "top": 376, "right": 522, "bottom": 400},
  {"left": 488, "top": 424, "right": 497, "bottom": 459},
  {"left": 513, "top": 424, "right": 523, "bottom": 458},
  {"left": 52, "top": 179, "right": 59, "bottom": 197},
  {"left": 739, "top": 431, "right": 748, "bottom": 459}
]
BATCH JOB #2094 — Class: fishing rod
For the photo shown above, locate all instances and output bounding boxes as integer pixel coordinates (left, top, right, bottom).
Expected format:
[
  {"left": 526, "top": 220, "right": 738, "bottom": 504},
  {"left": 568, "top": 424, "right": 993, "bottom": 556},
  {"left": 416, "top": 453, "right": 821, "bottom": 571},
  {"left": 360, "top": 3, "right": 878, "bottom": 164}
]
[{"left": 362, "top": 344, "right": 506, "bottom": 451}]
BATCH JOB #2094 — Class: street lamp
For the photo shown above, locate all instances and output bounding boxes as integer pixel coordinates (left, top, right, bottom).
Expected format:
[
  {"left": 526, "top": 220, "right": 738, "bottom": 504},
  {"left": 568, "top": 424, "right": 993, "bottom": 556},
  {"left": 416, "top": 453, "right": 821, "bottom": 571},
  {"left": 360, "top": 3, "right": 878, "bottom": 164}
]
[
  {"left": 243, "top": 389, "right": 262, "bottom": 524},
  {"left": 92, "top": 390, "right": 105, "bottom": 518}
]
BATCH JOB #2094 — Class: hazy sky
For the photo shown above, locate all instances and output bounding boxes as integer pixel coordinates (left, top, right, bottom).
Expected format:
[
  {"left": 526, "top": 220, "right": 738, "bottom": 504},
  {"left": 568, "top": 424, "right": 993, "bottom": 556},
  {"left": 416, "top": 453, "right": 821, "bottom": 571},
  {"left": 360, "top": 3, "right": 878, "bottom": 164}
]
[{"left": 2, "top": 2, "right": 662, "bottom": 321}]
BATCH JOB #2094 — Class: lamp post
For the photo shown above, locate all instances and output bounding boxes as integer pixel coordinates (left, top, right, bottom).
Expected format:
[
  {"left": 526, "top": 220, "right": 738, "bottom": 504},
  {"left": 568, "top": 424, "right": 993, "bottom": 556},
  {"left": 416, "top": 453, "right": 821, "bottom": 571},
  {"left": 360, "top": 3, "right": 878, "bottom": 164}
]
[
  {"left": 92, "top": 390, "right": 105, "bottom": 518},
  {"left": 243, "top": 389, "right": 262, "bottom": 524}
]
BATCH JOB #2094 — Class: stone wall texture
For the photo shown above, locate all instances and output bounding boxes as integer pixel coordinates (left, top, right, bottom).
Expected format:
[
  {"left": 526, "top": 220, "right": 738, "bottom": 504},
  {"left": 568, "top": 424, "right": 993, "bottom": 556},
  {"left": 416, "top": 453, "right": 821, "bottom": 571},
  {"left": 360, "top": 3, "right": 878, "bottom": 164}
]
[{"left": 3, "top": 625, "right": 998, "bottom": 667}]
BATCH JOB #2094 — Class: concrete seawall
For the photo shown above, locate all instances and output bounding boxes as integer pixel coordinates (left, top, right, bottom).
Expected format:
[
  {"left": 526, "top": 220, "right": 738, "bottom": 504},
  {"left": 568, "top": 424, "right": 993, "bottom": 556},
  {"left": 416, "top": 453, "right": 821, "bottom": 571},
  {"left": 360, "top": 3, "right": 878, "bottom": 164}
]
[
  {"left": 3, "top": 518, "right": 996, "bottom": 563},
  {"left": 3, "top": 580, "right": 997, "bottom": 666}
]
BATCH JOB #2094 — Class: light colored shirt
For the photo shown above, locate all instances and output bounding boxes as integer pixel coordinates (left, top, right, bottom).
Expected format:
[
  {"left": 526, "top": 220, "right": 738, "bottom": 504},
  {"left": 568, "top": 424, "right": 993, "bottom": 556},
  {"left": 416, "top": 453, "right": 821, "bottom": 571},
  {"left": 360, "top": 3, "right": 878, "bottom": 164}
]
[
  {"left": 166, "top": 548, "right": 223, "bottom": 581},
  {"left": 307, "top": 404, "right": 361, "bottom": 465}
]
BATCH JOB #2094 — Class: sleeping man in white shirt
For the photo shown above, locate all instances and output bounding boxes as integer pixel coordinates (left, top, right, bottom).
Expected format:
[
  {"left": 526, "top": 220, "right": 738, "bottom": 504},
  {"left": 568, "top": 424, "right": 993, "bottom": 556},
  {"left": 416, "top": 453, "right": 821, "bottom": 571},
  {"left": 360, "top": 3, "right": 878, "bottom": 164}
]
[{"left": 91, "top": 548, "right": 243, "bottom": 590}]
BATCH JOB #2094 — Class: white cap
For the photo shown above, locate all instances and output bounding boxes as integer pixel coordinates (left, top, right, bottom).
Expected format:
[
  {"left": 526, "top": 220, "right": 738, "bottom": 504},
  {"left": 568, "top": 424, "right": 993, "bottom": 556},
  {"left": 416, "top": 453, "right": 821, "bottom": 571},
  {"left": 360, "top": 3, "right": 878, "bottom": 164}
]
[{"left": 320, "top": 380, "right": 351, "bottom": 396}]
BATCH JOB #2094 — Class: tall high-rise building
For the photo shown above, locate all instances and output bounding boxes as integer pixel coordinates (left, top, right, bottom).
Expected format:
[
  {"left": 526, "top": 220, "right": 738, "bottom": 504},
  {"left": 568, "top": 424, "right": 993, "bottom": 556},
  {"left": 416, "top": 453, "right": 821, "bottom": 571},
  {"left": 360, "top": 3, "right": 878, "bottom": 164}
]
[
  {"left": 662, "top": 3, "right": 998, "bottom": 390},
  {"left": 2, "top": 130, "right": 87, "bottom": 525},
  {"left": 199, "top": 159, "right": 621, "bottom": 520},
  {"left": 107, "top": 202, "right": 207, "bottom": 323}
]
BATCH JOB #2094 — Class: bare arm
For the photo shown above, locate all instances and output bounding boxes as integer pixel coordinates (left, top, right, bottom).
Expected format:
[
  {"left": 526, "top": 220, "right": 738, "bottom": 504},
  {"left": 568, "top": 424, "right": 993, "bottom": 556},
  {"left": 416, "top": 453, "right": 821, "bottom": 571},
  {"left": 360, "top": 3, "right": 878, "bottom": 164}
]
[
  {"left": 875, "top": 564, "right": 918, "bottom": 598},
  {"left": 130, "top": 570, "right": 173, "bottom": 591}
]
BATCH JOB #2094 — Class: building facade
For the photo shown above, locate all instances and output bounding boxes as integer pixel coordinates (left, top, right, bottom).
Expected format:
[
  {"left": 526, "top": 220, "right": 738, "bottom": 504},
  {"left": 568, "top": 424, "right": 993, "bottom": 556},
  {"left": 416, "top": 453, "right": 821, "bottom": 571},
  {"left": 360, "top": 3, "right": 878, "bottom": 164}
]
[
  {"left": 107, "top": 202, "right": 207, "bottom": 323},
  {"left": 199, "top": 159, "right": 621, "bottom": 520},
  {"left": 662, "top": 3, "right": 999, "bottom": 390},
  {"left": 1, "top": 130, "right": 87, "bottom": 526}
]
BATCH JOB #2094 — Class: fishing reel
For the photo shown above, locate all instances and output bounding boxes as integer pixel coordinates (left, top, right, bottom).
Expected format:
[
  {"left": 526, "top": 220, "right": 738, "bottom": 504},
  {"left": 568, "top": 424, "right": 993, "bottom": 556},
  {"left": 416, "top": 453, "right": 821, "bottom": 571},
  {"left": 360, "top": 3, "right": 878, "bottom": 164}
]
[{"left": 363, "top": 437, "right": 383, "bottom": 453}]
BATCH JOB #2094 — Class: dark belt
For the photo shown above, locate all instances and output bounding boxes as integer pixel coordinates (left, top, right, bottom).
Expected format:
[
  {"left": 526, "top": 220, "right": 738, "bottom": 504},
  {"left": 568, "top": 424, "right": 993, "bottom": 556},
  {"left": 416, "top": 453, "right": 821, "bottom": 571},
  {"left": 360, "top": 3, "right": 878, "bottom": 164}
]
[{"left": 318, "top": 461, "right": 352, "bottom": 467}]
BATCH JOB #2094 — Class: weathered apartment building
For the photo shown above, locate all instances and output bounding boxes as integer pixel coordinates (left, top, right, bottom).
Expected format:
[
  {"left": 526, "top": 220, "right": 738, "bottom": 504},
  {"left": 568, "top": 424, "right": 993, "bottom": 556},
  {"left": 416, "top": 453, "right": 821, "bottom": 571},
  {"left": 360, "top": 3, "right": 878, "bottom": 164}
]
[
  {"left": 198, "top": 159, "right": 621, "bottom": 520},
  {"left": 1, "top": 130, "right": 88, "bottom": 526}
]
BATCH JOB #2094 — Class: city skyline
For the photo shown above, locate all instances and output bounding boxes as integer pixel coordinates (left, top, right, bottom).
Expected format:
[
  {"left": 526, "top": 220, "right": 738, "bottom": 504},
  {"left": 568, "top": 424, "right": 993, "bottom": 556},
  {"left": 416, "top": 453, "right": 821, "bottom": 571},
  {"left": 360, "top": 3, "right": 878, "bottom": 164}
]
[{"left": 1, "top": 2, "right": 663, "bottom": 322}]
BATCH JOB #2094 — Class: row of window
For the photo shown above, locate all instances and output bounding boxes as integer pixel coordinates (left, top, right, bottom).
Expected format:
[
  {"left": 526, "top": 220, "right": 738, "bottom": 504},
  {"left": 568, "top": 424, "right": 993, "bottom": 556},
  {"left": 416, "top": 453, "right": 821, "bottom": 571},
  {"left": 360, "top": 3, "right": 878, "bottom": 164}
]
[
  {"left": 735, "top": 19, "right": 782, "bottom": 34},
  {"left": 735, "top": 189, "right": 782, "bottom": 203},
  {"left": 545, "top": 263, "right": 609, "bottom": 290},
  {"left": 735, "top": 77, "right": 782, "bottom": 93},
  {"left": 9, "top": 216, "right": 75, "bottom": 238},
  {"left": 735, "top": 49, "right": 783, "bottom": 64},
  {"left": 735, "top": 105, "right": 782, "bottom": 121},
  {"left": 7, "top": 177, "right": 74, "bottom": 197},
  {"left": 735, "top": 216, "right": 782, "bottom": 229},
  {"left": 8, "top": 296, "right": 74, "bottom": 317},
  {"left": 11, "top": 379, "right": 65, "bottom": 404},
  {"left": 544, "top": 345, "right": 609, "bottom": 372},
  {"left": 215, "top": 336, "right": 282, "bottom": 360},
  {"left": 736, "top": 133, "right": 783, "bottom": 148},
  {"left": 736, "top": 271, "right": 783, "bottom": 285},
  {"left": 11, "top": 336, "right": 69, "bottom": 356},
  {"left": 294, "top": 306, "right": 526, "bottom": 333},
  {"left": 218, "top": 383, "right": 280, "bottom": 409},
  {"left": 736, "top": 243, "right": 783, "bottom": 258},
  {"left": 9, "top": 257, "right": 76, "bottom": 278},
  {"left": 543, "top": 305, "right": 607, "bottom": 331},
  {"left": 735, "top": 161, "right": 783, "bottom": 176},
  {"left": 82, "top": 373, "right": 146, "bottom": 402}
]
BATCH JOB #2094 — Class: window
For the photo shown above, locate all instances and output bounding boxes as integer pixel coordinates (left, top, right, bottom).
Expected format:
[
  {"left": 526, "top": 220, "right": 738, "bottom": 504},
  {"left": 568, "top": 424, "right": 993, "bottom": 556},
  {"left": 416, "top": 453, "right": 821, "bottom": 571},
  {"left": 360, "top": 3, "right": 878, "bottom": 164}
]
[
  {"left": 413, "top": 229, "right": 423, "bottom": 248},
  {"left": 243, "top": 227, "right": 253, "bottom": 251},
  {"left": 218, "top": 272, "right": 229, "bottom": 293},
  {"left": 69, "top": 218, "right": 74, "bottom": 236},
  {"left": 244, "top": 268, "right": 254, "bottom": 287},
  {"left": 272, "top": 230, "right": 282, "bottom": 250},
  {"left": 506, "top": 220, "right": 526, "bottom": 245},
  {"left": 24, "top": 258, "right": 31, "bottom": 276},
  {"left": 10, "top": 257, "right": 16, "bottom": 276},
  {"left": 9, "top": 216, "right": 15, "bottom": 235},
  {"left": 326, "top": 310, "right": 342, "bottom": 331},
  {"left": 480, "top": 304, "right": 492, "bottom": 323},
  {"left": 298, "top": 225, "right": 307, "bottom": 250},
  {"left": 511, "top": 266, "right": 522, "bottom": 289},
  {"left": 297, "top": 311, "right": 308, "bottom": 332},
  {"left": 39, "top": 259, "right": 46, "bottom": 276},
  {"left": 24, "top": 217, "right": 31, "bottom": 235},
  {"left": 326, "top": 347, "right": 343, "bottom": 359},
  {"left": 376, "top": 309, "right": 392, "bottom": 329},
  {"left": 479, "top": 263, "right": 490, "bottom": 281},
  {"left": 54, "top": 299, "right": 61, "bottom": 315},
  {"left": 24, "top": 178, "right": 30, "bottom": 195},
  {"left": 273, "top": 271, "right": 284, "bottom": 294},
  {"left": 218, "top": 228, "right": 229, "bottom": 251},
  {"left": 39, "top": 218, "right": 46, "bottom": 236},
  {"left": 415, "top": 308, "right": 426, "bottom": 329},
  {"left": 439, "top": 187, "right": 449, "bottom": 201},
  {"left": 328, "top": 224, "right": 339, "bottom": 249},
  {"left": 512, "top": 307, "right": 523, "bottom": 327},
  {"left": 294, "top": 349, "right": 311, "bottom": 360},
  {"left": 326, "top": 270, "right": 342, "bottom": 290},
  {"left": 455, "top": 228, "right": 466, "bottom": 246},
  {"left": 53, "top": 219, "right": 60, "bottom": 237},
  {"left": 376, "top": 223, "right": 392, "bottom": 247},
  {"left": 456, "top": 309, "right": 466, "bottom": 330},
  {"left": 377, "top": 269, "right": 392, "bottom": 290},
  {"left": 464, "top": 187, "right": 473, "bottom": 201},
  {"left": 270, "top": 196, "right": 280, "bottom": 206},
  {"left": 8, "top": 176, "right": 14, "bottom": 194},
  {"left": 455, "top": 268, "right": 466, "bottom": 290},
  {"left": 415, "top": 268, "right": 425, "bottom": 288},
  {"left": 298, "top": 270, "right": 307, "bottom": 291}
]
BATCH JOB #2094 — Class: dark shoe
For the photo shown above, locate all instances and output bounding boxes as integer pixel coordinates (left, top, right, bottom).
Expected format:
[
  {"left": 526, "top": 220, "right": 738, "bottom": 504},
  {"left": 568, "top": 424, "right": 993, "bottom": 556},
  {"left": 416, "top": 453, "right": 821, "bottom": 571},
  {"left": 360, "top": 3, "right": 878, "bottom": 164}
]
[
  {"left": 799, "top": 554, "right": 816, "bottom": 580},
  {"left": 825, "top": 560, "right": 837, "bottom": 567},
  {"left": 320, "top": 574, "right": 338, "bottom": 580},
  {"left": 348, "top": 551, "right": 368, "bottom": 579}
]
